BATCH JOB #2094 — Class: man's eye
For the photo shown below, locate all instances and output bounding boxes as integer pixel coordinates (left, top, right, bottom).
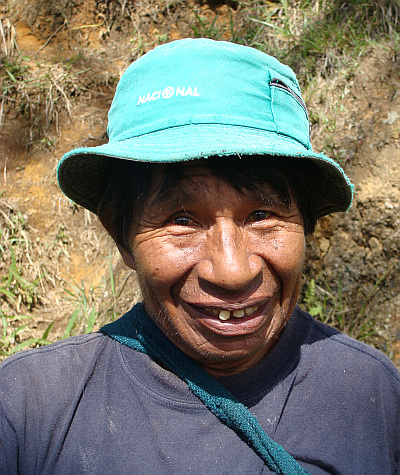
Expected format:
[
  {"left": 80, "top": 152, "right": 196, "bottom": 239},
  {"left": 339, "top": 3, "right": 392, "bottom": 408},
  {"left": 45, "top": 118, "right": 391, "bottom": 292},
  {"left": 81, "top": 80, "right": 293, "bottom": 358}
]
[
  {"left": 173, "top": 216, "right": 192, "bottom": 226},
  {"left": 248, "top": 210, "right": 271, "bottom": 222}
]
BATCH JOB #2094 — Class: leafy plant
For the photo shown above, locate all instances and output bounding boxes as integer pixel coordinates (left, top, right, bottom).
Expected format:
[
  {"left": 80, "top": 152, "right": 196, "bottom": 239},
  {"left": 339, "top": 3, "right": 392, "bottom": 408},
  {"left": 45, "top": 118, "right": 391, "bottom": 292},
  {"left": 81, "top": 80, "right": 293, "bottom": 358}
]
[
  {"left": 63, "top": 280, "right": 99, "bottom": 337},
  {"left": 0, "top": 248, "right": 40, "bottom": 311},
  {"left": 191, "top": 10, "right": 223, "bottom": 40},
  {"left": 62, "top": 253, "right": 137, "bottom": 338},
  {"left": 246, "top": 0, "right": 400, "bottom": 80},
  {"left": 0, "top": 312, "right": 55, "bottom": 356},
  {"left": 301, "top": 265, "right": 394, "bottom": 347}
]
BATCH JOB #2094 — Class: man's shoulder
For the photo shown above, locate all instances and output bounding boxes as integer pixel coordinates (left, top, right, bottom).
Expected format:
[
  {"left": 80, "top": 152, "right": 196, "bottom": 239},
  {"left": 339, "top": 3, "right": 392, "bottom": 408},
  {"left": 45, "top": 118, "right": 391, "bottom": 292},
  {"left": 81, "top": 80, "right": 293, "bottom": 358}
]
[
  {"left": 298, "top": 308, "right": 400, "bottom": 386},
  {"left": 0, "top": 332, "right": 112, "bottom": 397},
  {"left": 0, "top": 332, "right": 123, "bottom": 430},
  {"left": 0, "top": 332, "right": 105, "bottom": 372}
]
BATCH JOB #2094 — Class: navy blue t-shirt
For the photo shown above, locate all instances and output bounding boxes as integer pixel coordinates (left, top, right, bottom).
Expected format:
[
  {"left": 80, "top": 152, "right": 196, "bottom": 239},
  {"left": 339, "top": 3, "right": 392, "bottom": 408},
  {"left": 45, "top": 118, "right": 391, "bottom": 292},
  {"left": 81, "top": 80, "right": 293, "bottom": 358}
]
[{"left": 0, "top": 305, "right": 399, "bottom": 474}]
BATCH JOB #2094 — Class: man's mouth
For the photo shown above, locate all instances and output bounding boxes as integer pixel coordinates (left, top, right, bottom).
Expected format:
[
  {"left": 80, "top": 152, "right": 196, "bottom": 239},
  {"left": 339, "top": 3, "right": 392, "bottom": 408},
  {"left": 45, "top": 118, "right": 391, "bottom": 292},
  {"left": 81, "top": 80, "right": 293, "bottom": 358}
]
[{"left": 204, "top": 306, "right": 259, "bottom": 321}]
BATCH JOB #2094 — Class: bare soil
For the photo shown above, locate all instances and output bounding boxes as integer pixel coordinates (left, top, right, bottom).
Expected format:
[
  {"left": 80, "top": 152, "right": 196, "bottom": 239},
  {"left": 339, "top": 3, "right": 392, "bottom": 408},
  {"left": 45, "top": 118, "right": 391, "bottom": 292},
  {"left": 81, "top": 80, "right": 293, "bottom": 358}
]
[{"left": 1, "top": 1, "right": 399, "bottom": 364}]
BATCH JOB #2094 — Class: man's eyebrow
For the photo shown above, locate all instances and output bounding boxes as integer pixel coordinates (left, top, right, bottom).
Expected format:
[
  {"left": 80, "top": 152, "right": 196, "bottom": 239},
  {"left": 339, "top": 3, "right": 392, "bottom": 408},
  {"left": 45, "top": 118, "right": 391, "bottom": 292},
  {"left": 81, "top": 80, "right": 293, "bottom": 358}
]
[
  {"left": 242, "top": 184, "right": 291, "bottom": 208},
  {"left": 148, "top": 187, "right": 290, "bottom": 213},
  {"left": 148, "top": 187, "right": 197, "bottom": 212},
  {"left": 257, "top": 190, "right": 289, "bottom": 206}
]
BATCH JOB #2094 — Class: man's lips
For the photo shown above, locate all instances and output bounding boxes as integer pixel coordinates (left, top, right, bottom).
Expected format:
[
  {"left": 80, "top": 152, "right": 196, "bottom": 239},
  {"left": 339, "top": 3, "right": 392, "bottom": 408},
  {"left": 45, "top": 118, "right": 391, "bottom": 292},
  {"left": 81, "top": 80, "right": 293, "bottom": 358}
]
[
  {"left": 203, "top": 305, "right": 259, "bottom": 320},
  {"left": 185, "top": 300, "right": 271, "bottom": 324}
]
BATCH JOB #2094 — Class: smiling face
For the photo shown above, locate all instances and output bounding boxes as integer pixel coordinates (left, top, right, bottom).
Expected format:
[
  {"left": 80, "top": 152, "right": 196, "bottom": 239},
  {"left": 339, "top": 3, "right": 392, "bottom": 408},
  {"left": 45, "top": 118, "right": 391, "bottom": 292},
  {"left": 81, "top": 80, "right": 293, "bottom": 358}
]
[{"left": 119, "top": 163, "right": 306, "bottom": 377}]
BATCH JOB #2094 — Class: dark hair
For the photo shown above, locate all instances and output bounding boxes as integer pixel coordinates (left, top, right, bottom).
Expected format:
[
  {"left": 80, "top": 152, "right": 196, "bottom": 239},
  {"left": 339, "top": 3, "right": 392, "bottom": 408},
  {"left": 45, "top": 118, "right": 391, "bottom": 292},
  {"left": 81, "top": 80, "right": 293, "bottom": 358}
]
[{"left": 98, "top": 155, "right": 318, "bottom": 251}]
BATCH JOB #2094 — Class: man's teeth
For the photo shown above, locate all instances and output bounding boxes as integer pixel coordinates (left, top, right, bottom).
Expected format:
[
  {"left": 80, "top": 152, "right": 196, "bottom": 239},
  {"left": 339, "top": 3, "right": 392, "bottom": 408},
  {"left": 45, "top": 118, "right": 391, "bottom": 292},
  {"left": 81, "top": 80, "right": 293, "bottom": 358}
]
[
  {"left": 205, "top": 307, "right": 258, "bottom": 321},
  {"left": 232, "top": 309, "right": 245, "bottom": 318},
  {"left": 219, "top": 310, "right": 231, "bottom": 321}
]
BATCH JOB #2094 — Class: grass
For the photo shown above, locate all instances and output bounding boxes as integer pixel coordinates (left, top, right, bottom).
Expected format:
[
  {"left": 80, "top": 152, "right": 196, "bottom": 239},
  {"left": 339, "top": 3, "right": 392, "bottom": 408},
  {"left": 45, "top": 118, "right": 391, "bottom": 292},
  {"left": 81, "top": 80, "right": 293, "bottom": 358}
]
[
  {"left": 0, "top": 10, "right": 93, "bottom": 144},
  {"left": 0, "top": 248, "right": 40, "bottom": 311},
  {"left": 0, "top": 54, "right": 83, "bottom": 142},
  {"left": 0, "top": 196, "right": 48, "bottom": 357},
  {"left": 192, "top": 9, "right": 225, "bottom": 40},
  {"left": 0, "top": 195, "right": 138, "bottom": 356},
  {"left": 190, "top": 0, "right": 400, "bottom": 165},
  {"left": 63, "top": 281, "right": 99, "bottom": 337},
  {"left": 0, "top": 189, "right": 140, "bottom": 358},
  {"left": 191, "top": 0, "right": 400, "bottom": 81},
  {"left": 0, "top": 202, "right": 41, "bottom": 311},
  {"left": 2, "top": 0, "right": 398, "bottom": 144},
  {"left": 0, "top": 312, "right": 54, "bottom": 356},
  {"left": 301, "top": 264, "right": 395, "bottom": 354},
  {"left": 0, "top": 0, "right": 399, "bottom": 358},
  {"left": 61, "top": 255, "right": 138, "bottom": 339}
]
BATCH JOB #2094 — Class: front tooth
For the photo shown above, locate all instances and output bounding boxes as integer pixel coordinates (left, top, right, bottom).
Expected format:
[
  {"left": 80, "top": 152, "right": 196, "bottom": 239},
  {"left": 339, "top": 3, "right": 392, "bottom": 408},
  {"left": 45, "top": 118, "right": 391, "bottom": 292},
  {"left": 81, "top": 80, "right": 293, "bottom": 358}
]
[
  {"left": 244, "top": 306, "right": 257, "bottom": 316},
  {"left": 218, "top": 310, "right": 231, "bottom": 321},
  {"left": 232, "top": 309, "right": 245, "bottom": 318}
]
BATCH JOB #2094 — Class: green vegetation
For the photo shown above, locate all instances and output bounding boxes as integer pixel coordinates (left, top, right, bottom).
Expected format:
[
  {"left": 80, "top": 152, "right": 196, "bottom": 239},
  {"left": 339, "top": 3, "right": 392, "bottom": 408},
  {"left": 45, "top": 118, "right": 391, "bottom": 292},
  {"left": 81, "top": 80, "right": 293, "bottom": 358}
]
[
  {"left": 0, "top": 54, "right": 86, "bottom": 144},
  {"left": 192, "top": 0, "right": 400, "bottom": 80},
  {"left": 301, "top": 265, "right": 395, "bottom": 356},
  {"left": 0, "top": 198, "right": 47, "bottom": 356},
  {"left": 0, "top": 194, "right": 136, "bottom": 357},
  {"left": 0, "top": 0, "right": 399, "bottom": 358},
  {"left": 61, "top": 258, "right": 136, "bottom": 339},
  {"left": 0, "top": 313, "right": 54, "bottom": 356}
]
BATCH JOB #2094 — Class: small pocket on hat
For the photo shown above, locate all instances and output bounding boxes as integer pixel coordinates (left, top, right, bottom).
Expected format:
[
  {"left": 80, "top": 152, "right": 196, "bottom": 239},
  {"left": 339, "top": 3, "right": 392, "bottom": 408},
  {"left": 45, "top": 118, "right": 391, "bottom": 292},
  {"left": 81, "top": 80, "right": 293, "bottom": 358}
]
[{"left": 270, "top": 78, "right": 311, "bottom": 148}]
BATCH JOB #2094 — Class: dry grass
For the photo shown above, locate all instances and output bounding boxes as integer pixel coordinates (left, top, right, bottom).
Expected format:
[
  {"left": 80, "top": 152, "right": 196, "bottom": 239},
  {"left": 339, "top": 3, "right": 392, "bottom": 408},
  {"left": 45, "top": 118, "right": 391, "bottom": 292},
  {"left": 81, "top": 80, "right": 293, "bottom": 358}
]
[
  {"left": 0, "top": 0, "right": 399, "bottom": 356},
  {"left": 0, "top": 26, "right": 85, "bottom": 145},
  {"left": 226, "top": 0, "right": 400, "bottom": 80}
]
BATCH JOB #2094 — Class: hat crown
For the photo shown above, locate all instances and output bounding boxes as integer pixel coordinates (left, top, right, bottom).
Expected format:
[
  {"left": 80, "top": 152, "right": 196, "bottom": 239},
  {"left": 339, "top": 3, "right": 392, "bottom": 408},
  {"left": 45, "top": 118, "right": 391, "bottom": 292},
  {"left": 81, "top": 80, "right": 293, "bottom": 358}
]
[
  {"left": 108, "top": 39, "right": 311, "bottom": 150},
  {"left": 57, "top": 38, "right": 354, "bottom": 217}
]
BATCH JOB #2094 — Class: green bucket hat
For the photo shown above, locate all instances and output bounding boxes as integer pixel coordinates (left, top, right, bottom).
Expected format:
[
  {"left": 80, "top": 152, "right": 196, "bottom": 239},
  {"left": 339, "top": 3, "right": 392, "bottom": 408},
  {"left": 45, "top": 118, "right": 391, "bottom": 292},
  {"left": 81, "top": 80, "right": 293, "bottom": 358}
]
[{"left": 57, "top": 38, "right": 354, "bottom": 216}]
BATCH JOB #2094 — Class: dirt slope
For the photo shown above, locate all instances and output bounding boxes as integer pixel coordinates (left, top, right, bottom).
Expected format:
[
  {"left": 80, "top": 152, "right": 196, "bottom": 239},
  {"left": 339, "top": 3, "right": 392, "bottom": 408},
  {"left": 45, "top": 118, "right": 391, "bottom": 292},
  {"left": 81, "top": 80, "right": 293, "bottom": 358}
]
[{"left": 0, "top": 0, "right": 399, "bottom": 363}]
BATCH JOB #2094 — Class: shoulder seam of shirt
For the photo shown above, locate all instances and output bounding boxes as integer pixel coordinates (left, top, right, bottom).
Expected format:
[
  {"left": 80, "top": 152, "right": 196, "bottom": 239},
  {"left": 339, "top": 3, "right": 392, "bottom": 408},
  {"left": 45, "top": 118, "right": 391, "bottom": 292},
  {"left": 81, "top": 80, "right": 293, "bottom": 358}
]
[
  {"left": 308, "top": 316, "right": 400, "bottom": 383},
  {"left": 0, "top": 332, "right": 105, "bottom": 370}
]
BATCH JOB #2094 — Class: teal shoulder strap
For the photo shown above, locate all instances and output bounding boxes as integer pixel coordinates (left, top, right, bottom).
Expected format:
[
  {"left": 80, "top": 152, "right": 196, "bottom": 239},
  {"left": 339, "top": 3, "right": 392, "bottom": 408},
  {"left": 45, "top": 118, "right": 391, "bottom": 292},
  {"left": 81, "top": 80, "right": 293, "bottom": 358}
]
[{"left": 101, "top": 304, "right": 309, "bottom": 475}]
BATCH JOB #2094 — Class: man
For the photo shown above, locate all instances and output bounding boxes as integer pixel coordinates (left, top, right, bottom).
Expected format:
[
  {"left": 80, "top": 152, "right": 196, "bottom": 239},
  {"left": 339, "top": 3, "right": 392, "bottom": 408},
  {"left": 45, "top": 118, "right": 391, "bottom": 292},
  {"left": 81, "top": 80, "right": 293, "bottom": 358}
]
[{"left": 0, "top": 39, "right": 399, "bottom": 474}]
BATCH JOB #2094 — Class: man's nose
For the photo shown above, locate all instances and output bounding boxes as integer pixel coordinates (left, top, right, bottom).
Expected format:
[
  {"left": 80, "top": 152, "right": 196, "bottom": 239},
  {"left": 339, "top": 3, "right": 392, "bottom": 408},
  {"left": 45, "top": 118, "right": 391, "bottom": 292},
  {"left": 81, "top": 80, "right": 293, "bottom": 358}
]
[{"left": 196, "top": 221, "right": 263, "bottom": 293}]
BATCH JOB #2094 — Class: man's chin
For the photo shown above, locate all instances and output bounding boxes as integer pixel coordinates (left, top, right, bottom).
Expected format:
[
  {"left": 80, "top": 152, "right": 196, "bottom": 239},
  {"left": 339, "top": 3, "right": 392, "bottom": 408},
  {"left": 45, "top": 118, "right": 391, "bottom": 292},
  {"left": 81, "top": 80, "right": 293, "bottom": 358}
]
[{"left": 173, "top": 337, "right": 270, "bottom": 377}]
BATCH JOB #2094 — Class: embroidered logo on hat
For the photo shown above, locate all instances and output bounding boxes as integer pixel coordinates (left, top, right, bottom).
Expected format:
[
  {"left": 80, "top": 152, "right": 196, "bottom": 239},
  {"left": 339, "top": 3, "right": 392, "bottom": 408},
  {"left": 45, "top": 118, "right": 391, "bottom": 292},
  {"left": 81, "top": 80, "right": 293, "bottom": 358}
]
[{"left": 137, "top": 86, "right": 200, "bottom": 105}]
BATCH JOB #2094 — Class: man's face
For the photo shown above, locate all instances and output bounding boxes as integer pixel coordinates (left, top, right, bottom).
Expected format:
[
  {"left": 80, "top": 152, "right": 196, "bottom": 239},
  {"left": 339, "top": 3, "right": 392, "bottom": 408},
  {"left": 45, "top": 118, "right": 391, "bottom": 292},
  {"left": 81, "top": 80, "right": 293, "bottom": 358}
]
[{"left": 122, "top": 164, "right": 305, "bottom": 377}]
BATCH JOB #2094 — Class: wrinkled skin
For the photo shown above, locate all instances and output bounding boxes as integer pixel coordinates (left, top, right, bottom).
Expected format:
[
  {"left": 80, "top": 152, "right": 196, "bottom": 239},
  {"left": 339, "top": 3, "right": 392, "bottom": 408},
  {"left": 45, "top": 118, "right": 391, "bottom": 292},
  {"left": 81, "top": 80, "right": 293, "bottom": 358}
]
[{"left": 118, "top": 164, "right": 306, "bottom": 377}]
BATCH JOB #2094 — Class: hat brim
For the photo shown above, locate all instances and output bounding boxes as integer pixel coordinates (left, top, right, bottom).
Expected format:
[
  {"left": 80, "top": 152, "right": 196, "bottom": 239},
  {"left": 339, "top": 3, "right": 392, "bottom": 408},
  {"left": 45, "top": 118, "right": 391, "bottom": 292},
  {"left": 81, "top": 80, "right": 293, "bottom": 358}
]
[{"left": 57, "top": 123, "right": 354, "bottom": 217}]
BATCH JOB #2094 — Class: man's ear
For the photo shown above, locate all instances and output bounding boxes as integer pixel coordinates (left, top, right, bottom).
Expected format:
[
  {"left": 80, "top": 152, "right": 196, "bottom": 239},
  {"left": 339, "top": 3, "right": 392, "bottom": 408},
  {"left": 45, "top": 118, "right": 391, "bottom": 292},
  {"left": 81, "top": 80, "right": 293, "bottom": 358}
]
[
  {"left": 116, "top": 244, "right": 137, "bottom": 270},
  {"left": 98, "top": 211, "right": 137, "bottom": 270}
]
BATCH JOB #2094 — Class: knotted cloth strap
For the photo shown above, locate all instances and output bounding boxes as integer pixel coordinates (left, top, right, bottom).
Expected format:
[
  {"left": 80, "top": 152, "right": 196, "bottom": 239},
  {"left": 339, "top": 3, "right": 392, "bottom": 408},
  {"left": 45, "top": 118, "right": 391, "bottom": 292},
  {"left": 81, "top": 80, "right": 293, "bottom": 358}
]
[{"left": 101, "top": 304, "right": 309, "bottom": 475}]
